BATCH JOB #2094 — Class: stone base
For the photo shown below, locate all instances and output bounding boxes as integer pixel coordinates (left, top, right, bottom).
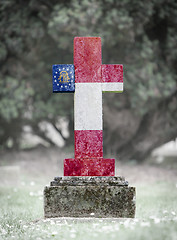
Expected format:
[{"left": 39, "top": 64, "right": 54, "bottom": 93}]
[{"left": 44, "top": 177, "right": 136, "bottom": 218}]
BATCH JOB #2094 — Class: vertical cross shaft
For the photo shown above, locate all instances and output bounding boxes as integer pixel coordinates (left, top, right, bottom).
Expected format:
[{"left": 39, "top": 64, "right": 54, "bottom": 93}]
[{"left": 74, "top": 37, "right": 103, "bottom": 159}]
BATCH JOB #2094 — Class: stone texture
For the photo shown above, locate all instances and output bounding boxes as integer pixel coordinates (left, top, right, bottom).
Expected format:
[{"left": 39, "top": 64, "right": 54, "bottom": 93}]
[
  {"left": 64, "top": 158, "right": 115, "bottom": 176},
  {"left": 74, "top": 37, "right": 102, "bottom": 83},
  {"left": 44, "top": 176, "right": 136, "bottom": 218},
  {"left": 102, "top": 64, "right": 123, "bottom": 83},
  {"left": 52, "top": 176, "right": 127, "bottom": 186},
  {"left": 74, "top": 83, "right": 102, "bottom": 130},
  {"left": 74, "top": 130, "right": 103, "bottom": 158}
]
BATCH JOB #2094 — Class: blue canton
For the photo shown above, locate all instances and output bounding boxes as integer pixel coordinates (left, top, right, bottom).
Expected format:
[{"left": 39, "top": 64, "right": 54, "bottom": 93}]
[{"left": 53, "top": 64, "right": 75, "bottom": 92}]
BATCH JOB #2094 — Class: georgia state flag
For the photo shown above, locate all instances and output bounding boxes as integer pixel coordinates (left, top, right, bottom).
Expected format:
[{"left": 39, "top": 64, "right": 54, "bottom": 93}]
[{"left": 53, "top": 64, "right": 75, "bottom": 92}]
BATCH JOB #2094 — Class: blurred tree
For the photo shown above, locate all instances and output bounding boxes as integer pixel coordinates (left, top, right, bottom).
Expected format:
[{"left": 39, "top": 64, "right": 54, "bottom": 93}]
[{"left": 0, "top": 0, "right": 176, "bottom": 161}]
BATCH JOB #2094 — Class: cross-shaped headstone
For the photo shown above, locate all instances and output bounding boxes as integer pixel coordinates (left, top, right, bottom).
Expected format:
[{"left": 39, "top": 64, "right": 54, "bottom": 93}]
[{"left": 53, "top": 37, "right": 123, "bottom": 176}]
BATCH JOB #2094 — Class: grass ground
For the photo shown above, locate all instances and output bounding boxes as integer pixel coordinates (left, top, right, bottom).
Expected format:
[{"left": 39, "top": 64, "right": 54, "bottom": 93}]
[{"left": 0, "top": 147, "right": 177, "bottom": 240}]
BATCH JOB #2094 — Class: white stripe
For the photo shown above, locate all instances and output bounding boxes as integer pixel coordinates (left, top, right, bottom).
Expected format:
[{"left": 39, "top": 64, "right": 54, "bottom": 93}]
[
  {"left": 74, "top": 83, "right": 102, "bottom": 130},
  {"left": 102, "top": 82, "right": 123, "bottom": 92}
]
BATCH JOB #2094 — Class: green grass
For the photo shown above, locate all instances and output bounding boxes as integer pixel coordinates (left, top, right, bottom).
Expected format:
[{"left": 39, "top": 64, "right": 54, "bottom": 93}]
[{"left": 0, "top": 180, "right": 177, "bottom": 240}]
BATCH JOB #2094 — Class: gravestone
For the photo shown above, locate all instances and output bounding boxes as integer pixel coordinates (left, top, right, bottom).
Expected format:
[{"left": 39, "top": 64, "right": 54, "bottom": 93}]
[{"left": 44, "top": 37, "right": 136, "bottom": 218}]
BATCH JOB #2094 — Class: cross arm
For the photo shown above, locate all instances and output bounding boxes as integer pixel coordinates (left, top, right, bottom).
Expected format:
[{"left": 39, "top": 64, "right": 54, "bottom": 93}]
[{"left": 102, "top": 64, "right": 123, "bottom": 92}]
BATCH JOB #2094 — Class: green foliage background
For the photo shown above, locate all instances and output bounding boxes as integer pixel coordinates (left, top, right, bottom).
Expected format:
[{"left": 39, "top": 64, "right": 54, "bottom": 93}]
[{"left": 0, "top": 0, "right": 177, "bottom": 159}]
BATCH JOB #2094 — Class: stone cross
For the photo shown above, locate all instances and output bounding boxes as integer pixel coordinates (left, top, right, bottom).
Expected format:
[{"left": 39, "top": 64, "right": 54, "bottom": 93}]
[{"left": 53, "top": 37, "right": 123, "bottom": 176}]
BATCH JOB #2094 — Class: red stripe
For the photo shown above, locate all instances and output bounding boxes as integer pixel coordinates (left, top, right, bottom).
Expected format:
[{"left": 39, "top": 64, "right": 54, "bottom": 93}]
[
  {"left": 75, "top": 130, "right": 103, "bottom": 159},
  {"left": 102, "top": 64, "right": 123, "bottom": 83},
  {"left": 64, "top": 158, "right": 115, "bottom": 176},
  {"left": 74, "top": 37, "right": 102, "bottom": 83}
]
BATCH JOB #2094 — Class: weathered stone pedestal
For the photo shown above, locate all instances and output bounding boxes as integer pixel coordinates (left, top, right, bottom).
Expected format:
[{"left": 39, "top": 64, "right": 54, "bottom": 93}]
[{"left": 44, "top": 176, "right": 136, "bottom": 218}]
